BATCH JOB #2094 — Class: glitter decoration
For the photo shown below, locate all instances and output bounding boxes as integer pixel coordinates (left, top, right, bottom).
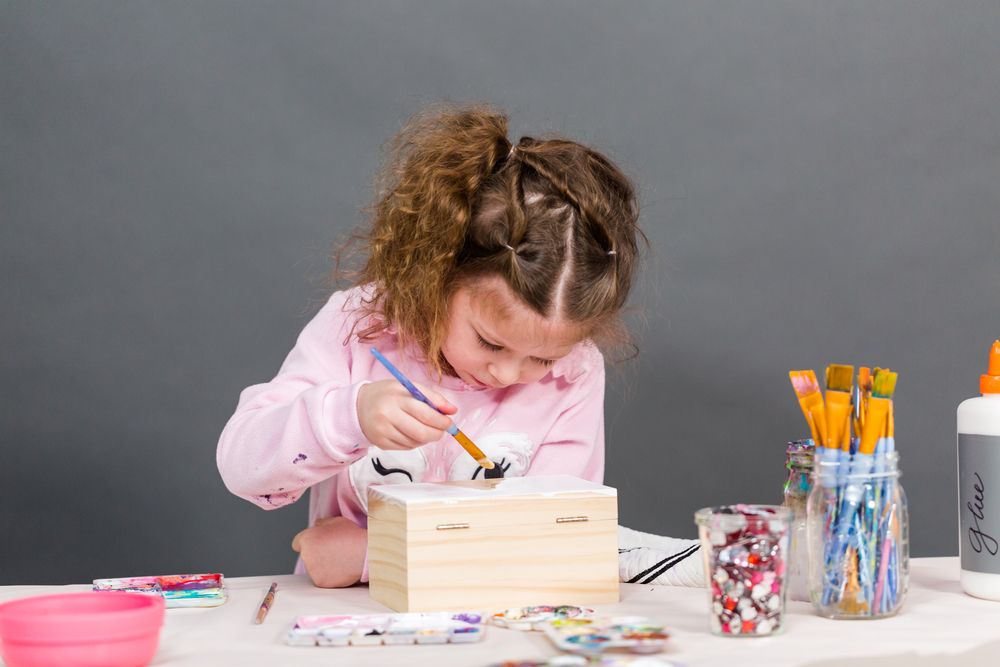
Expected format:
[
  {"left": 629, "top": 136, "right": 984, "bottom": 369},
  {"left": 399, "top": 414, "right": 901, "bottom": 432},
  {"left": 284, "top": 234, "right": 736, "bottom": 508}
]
[{"left": 695, "top": 505, "right": 791, "bottom": 637}]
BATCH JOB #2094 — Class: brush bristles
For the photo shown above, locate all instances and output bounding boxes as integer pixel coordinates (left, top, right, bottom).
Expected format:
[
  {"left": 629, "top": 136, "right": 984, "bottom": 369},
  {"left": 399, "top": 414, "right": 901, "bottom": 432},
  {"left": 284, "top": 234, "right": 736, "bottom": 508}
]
[
  {"left": 872, "top": 370, "right": 898, "bottom": 399},
  {"left": 858, "top": 367, "right": 871, "bottom": 390},
  {"left": 825, "top": 364, "right": 855, "bottom": 393},
  {"left": 789, "top": 370, "right": 821, "bottom": 397}
]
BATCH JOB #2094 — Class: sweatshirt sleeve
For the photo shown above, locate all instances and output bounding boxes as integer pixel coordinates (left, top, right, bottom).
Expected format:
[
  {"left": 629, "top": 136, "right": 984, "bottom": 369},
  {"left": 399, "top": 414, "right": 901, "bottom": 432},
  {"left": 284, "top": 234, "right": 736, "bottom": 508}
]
[
  {"left": 523, "top": 344, "right": 606, "bottom": 483},
  {"left": 216, "top": 291, "right": 372, "bottom": 510}
]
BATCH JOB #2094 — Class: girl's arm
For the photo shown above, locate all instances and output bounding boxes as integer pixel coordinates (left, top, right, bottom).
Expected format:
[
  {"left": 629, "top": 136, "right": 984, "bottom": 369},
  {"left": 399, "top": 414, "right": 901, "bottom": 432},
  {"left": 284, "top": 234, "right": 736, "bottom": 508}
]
[
  {"left": 216, "top": 289, "right": 455, "bottom": 512},
  {"left": 216, "top": 292, "right": 373, "bottom": 510},
  {"left": 291, "top": 517, "right": 368, "bottom": 588},
  {"left": 216, "top": 374, "right": 370, "bottom": 509}
]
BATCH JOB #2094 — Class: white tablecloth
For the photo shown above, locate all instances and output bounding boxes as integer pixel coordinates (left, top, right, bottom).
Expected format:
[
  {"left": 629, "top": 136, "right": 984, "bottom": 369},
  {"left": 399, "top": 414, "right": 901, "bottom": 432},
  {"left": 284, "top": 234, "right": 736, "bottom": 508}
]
[{"left": 2, "top": 557, "right": 1000, "bottom": 666}]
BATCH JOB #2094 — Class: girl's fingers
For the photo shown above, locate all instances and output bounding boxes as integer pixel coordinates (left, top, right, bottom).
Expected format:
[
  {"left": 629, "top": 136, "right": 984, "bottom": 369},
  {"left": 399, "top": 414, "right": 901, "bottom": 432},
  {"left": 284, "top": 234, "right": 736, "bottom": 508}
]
[
  {"left": 412, "top": 382, "right": 457, "bottom": 415},
  {"left": 395, "top": 406, "right": 449, "bottom": 443},
  {"left": 383, "top": 426, "right": 436, "bottom": 451},
  {"left": 359, "top": 379, "right": 454, "bottom": 449},
  {"left": 396, "top": 399, "right": 451, "bottom": 434}
]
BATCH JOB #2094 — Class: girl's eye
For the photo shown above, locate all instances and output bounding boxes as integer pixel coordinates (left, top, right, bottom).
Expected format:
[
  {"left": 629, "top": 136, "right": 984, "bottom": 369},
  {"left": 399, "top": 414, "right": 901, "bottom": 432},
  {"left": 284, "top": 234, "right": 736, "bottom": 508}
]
[
  {"left": 535, "top": 358, "right": 556, "bottom": 367},
  {"left": 477, "top": 334, "right": 503, "bottom": 352}
]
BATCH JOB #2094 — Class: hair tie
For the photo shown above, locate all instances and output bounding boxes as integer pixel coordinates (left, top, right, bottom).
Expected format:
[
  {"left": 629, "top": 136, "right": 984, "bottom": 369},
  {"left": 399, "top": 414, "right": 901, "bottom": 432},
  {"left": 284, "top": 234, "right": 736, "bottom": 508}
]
[
  {"left": 607, "top": 250, "right": 617, "bottom": 256},
  {"left": 507, "top": 145, "right": 516, "bottom": 159},
  {"left": 505, "top": 244, "right": 515, "bottom": 251}
]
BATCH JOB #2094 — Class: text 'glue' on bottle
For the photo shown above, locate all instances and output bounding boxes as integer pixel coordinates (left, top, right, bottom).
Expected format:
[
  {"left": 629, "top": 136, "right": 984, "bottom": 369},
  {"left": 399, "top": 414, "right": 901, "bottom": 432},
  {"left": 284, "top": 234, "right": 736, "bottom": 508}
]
[{"left": 959, "top": 340, "right": 1000, "bottom": 600}]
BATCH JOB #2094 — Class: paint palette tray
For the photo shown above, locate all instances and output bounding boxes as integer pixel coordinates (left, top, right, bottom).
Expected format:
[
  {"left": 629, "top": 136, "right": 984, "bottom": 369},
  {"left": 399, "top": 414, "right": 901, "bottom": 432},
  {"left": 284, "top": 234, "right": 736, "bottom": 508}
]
[
  {"left": 491, "top": 605, "right": 593, "bottom": 631},
  {"left": 540, "top": 615, "right": 670, "bottom": 654},
  {"left": 92, "top": 573, "right": 227, "bottom": 608},
  {"left": 285, "top": 611, "right": 486, "bottom": 646}
]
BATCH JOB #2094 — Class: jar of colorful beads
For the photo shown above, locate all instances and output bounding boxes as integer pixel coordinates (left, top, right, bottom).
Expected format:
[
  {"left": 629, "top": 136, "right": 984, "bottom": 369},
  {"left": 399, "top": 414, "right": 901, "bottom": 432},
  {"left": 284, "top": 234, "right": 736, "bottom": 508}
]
[
  {"left": 782, "top": 439, "right": 815, "bottom": 601},
  {"left": 807, "top": 451, "right": 909, "bottom": 618},
  {"left": 695, "top": 505, "right": 791, "bottom": 637}
]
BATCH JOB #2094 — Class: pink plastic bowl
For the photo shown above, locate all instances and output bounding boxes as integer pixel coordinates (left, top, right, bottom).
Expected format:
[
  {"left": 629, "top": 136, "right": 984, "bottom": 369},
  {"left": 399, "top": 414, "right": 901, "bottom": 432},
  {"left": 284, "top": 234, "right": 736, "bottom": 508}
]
[{"left": 0, "top": 591, "right": 165, "bottom": 667}]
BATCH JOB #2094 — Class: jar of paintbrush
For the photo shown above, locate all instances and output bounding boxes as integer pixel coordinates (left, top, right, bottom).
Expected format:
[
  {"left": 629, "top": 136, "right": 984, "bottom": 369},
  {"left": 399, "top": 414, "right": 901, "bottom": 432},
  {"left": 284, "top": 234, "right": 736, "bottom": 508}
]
[
  {"left": 790, "top": 365, "right": 909, "bottom": 619},
  {"left": 807, "top": 450, "right": 908, "bottom": 618}
]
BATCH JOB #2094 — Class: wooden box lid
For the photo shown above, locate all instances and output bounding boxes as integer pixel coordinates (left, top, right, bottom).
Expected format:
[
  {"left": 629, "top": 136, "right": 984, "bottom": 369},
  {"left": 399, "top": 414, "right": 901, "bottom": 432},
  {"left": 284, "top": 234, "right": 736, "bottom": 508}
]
[{"left": 367, "top": 474, "right": 618, "bottom": 532}]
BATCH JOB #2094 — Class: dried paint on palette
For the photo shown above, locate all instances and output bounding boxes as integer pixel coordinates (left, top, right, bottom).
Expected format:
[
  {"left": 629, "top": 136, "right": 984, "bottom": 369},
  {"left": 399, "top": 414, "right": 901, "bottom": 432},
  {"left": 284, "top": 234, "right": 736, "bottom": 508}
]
[{"left": 93, "top": 573, "right": 228, "bottom": 608}]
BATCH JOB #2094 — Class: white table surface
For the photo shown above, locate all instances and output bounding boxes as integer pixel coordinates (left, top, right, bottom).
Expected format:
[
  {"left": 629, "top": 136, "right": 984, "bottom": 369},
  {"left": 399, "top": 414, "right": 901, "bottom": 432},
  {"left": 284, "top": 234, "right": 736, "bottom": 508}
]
[{"left": 3, "top": 557, "right": 1000, "bottom": 667}]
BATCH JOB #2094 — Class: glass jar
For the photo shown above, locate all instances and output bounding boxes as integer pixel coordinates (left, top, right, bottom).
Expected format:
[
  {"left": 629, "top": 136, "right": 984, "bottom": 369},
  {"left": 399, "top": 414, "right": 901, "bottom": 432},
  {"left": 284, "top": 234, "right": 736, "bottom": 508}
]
[
  {"left": 781, "top": 440, "right": 815, "bottom": 602},
  {"left": 695, "top": 505, "right": 792, "bottom": 637},
  {"left": 807, "top": 451, "right": 909, "bottom": 618}
]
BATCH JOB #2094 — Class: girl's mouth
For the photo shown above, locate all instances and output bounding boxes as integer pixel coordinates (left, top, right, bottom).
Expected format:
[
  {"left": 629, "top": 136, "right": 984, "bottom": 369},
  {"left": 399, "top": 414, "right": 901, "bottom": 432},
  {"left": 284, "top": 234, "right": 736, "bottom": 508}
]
[{"left": 467, "top": 374, "right": 489, "bottom": 388}]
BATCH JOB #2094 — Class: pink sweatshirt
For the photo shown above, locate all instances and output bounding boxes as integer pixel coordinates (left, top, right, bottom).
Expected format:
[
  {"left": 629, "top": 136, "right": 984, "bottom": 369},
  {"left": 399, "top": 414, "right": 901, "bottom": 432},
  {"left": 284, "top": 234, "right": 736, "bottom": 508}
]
[{"left": 216, "top": 286, "right": 607, "bottom": 579}]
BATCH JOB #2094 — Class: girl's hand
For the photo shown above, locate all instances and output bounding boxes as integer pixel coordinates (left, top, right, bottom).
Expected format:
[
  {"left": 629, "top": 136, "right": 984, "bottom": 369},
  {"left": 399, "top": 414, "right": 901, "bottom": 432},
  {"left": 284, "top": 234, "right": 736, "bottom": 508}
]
[
  {"left": 292, "top": 517, "right": 368, "bottom": 588},
  {"left": 357, "top": 379, "right": 457, "bottom": 450}
]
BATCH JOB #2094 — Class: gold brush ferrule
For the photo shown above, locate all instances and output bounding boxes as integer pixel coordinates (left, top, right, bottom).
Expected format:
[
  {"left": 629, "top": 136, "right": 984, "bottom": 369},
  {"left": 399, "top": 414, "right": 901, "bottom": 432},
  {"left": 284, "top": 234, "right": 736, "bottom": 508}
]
[{"left": 453, "top": 430, "right": 494, "bottom": 469}]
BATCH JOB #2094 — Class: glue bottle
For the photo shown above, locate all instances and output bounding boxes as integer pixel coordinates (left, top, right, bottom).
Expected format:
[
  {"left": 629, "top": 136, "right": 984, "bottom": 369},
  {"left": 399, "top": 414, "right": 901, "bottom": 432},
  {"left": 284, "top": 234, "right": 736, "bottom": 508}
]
[{"left": 958, "top": 340, "right": 1000, "bottom": 600}]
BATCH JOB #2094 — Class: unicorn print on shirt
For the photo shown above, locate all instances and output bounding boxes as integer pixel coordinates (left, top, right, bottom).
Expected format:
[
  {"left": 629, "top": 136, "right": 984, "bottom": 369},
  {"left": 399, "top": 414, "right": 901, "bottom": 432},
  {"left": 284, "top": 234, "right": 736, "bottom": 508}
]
[
  {"left": 348, "top": 447, "right": 428, "bottom": 514},
  {"left": 447, "top": 431, "right": 534, "bottom": 481},
  {"left": 346, "top": 430, "right": 537, "bottom": 513}
]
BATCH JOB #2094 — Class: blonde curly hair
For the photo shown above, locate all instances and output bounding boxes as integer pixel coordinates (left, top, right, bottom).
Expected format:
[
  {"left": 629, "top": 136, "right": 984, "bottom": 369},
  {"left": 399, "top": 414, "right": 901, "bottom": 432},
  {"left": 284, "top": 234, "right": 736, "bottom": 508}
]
[{"left": 337, "top": 103, "right": 643, "bottom": 378}]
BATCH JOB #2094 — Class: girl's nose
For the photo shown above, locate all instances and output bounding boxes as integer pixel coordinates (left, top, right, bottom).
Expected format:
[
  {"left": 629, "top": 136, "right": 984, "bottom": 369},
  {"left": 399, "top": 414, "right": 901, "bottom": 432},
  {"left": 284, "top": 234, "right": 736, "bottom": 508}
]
[{"left": 490, "top": 360, "right": 520, "bottom": 387}]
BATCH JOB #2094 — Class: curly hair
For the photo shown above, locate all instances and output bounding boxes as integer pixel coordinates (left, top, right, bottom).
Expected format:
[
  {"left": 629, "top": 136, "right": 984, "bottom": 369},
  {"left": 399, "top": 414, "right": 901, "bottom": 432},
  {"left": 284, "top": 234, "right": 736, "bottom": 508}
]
[{"left": 336, "top": 103, "right": 643, "bottom": 378}]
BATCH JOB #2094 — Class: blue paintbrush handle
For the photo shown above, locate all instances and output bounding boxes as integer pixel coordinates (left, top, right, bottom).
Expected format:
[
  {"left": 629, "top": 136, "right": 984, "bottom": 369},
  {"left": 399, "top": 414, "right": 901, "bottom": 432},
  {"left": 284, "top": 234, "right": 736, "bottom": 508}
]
[{"left": 370, "top": 348, "right": 458, "bottom": 436}]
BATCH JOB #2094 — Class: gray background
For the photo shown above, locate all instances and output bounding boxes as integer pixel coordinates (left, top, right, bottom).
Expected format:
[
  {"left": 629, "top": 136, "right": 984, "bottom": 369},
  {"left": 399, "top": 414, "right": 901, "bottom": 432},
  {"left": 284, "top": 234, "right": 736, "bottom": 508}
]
[{"left": 2, "top": 1, "right": 998, "bottom": 585}]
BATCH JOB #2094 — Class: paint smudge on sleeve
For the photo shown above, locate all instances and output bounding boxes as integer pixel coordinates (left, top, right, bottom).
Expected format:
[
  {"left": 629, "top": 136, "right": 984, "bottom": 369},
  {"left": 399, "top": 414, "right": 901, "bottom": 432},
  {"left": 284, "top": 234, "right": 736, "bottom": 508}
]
[
  {"left": 293, "top": 453, "right": 307, "bottom": 464},
  {"left": 254, "top": 491, "right": 301, "bottom": 508}
]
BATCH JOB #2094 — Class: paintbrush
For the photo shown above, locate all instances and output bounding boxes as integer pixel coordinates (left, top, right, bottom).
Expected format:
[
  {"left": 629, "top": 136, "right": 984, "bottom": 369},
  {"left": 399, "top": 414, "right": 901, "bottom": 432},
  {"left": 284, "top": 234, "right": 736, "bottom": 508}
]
[
  {"left": 850, "top": 369, "right": 898, "bottom": 607},
  {"left": 868, "top": 374, "right": 896, "bottom": 599},
  {"left": 789, "top": 370, "right": 828, "bottom": 450},
  {"left": 371, "top": 348, "right": 494, "bottom": 469},
  {"left": 825, "top": 365, "right": 854, "bottom": 453},
  {"left": 852, "top": 367, "right": 871, "bottom": 442},
  {"left": 873, "top": 502, "right": 895, "bottom": 614},
  {"left": 859, "top": 370, "right": 897, "bottom": 458}
]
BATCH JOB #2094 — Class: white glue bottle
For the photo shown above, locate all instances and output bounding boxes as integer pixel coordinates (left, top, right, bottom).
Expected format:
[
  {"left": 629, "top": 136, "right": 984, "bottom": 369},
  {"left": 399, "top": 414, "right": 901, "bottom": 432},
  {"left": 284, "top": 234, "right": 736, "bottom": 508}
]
[{"left": 958, "top": 340, "right": 1000, "bottom": 599}]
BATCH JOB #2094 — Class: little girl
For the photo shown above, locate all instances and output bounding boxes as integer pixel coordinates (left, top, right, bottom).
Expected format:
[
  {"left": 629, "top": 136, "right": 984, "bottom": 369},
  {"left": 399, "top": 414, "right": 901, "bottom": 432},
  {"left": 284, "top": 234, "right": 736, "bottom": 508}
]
[{"left": 217, "top": 104, "right": 702, "bottom": 588}]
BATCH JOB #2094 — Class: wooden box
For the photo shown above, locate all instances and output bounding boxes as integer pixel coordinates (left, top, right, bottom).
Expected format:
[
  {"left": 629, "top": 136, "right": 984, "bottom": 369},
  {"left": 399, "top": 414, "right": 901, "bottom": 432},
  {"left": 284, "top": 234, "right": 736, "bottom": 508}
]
[{"left": 367, "top": 475, "right": 619, "bottom": 612}]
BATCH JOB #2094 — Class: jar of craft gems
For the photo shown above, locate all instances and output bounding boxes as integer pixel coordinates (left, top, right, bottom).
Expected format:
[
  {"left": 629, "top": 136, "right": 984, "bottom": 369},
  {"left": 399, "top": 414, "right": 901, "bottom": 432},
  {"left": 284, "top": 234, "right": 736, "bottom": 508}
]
[
  {"left": 782, "top": 440, "right": 815, "bottom": 602},
  {"left": 807, "top": 451, "right": 909, "bottom": 619},
  {"left": 695, "top": 505, "right": 791, "bottom": 637}
]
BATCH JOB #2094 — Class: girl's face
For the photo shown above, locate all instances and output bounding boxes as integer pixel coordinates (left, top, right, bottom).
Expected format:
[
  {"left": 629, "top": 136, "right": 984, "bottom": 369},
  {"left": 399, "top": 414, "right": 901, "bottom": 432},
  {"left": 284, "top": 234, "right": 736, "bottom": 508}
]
[{"left": 440, "top": 276, "right": 584, "bottom": 389}]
